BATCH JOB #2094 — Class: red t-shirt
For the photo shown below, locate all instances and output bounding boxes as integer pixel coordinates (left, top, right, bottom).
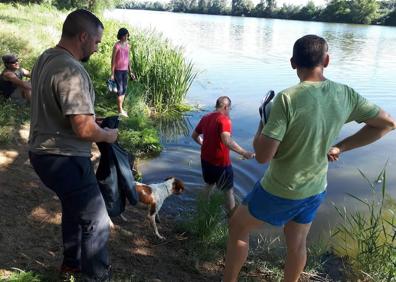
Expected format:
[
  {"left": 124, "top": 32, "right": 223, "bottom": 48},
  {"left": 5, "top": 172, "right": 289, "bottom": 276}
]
[{"left": 194, "top": 112, "right": 232, "bottom": 166}]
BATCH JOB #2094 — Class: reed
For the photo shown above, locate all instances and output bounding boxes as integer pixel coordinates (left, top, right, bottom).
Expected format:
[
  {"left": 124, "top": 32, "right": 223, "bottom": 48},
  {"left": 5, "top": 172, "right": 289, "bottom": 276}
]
[
  {"left": 131, "top": 29, "right": 197, "bottom": 114},
  {"left": 332, "top": 164, "right": 396, "bottom": 281},
  {"left": 176, "top": 191, "right": 228, "bottom": 260}
]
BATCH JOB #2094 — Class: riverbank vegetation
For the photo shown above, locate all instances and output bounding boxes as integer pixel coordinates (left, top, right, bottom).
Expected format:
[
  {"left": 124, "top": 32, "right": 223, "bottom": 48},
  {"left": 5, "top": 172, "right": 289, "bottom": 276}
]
[
  {"left": 0, "top": 2, "right": 197, "bottom": 156},
  {"left": 120, "top": 0, "right": 396, "bottom": 26}
]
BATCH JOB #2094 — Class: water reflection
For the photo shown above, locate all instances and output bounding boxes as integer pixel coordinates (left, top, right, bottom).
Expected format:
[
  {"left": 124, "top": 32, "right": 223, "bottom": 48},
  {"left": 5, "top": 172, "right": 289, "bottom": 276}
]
[{"left": 156, "top": 114, "right": 193, "bottom": 144}]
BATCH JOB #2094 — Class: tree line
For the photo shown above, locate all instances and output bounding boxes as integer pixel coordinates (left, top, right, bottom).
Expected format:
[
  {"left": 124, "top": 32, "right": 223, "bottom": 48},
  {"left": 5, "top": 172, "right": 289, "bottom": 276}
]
[
  {"left": 0, "top": 0, "right": 122, "bottom": 12},
  {"left": 118, "top": 0, "right": 396, "bottom": 25}
]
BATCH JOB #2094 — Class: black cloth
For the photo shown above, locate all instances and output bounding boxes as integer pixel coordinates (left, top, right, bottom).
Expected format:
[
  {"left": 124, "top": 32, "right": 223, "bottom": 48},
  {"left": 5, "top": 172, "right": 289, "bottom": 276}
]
[
  {"left": 96, "top": 116, "right": 138, "bottom": 217},
  {"left": 0, "top": 69, "right": 23, "bottom": 98}
]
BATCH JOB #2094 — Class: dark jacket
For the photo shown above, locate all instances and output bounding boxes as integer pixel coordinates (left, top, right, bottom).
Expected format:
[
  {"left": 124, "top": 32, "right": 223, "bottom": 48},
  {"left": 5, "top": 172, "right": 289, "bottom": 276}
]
[{"left": 96, "top": 116, "right": 138, "bottom": 217}]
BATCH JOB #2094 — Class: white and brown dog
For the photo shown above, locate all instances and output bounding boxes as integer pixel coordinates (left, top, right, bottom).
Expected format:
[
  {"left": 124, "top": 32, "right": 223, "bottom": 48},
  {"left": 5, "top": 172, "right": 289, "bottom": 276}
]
[{"left": 135, "top": 177, "right": 185, "bottom": 239}]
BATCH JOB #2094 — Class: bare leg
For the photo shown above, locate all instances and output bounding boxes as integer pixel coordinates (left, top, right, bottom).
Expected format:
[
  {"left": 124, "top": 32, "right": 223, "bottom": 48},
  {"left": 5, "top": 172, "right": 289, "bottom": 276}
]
[
  {"left": 224, "top": 188, "right": 236, "bottom": 213},
  {"left": 117, "top": 94, "right": 126, "bottom": 113},
  {"left": 120, "top": 213, "right": 128, "bottom": 222},
  {"left": 22, "top": 89, "right": 31, "bottom": 102},
  {"left": 283, "top": 221, "right": 312, "bottom": 282},
  {"left": 203, "top": 183, "right": 215, "bottom": 201},
  {"left": 149, "top": 214, "right": 164, "bottom": 240},
  {"left": 223, "top": 205, "right": 263, "bottom": 282}
]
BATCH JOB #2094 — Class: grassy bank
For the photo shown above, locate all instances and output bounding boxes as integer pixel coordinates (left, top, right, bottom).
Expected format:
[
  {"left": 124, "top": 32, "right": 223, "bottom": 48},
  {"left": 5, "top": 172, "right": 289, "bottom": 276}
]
[{"left": 0, "top": 3, "right": 197, "bottom": 156}]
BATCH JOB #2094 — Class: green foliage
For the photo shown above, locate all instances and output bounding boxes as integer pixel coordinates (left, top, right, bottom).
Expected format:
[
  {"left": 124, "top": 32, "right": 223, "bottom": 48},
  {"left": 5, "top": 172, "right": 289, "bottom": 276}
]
[
  {"left": 121, "top": 0, "right": 396, "bottom": 26},
  {"left": 0, "top": 99, "right": 29, "bottom": 144},
  {"left": 176, "top": 192, "right": 228, "bottom": 260},
  {"left": 0, "top": 3, "right": 198, "bottom": 156},
  {"left": 130, "top": 29, "right": 197, "bottom": 114},
  {"left": 0, "top": 269, "right": 41, "bottom": 282},
  {"left": 321, "top": 0, "right": 379, "bottom": 24},
  {"left": 332, "top": 165, "right": 396, "bottom": 281}
]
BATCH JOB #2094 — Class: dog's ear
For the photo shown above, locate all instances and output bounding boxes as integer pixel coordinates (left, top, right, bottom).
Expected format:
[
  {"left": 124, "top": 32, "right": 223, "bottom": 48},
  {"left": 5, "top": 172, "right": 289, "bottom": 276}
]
[{"left": 172, "top": 178, "right": 185, "bottom": 194}]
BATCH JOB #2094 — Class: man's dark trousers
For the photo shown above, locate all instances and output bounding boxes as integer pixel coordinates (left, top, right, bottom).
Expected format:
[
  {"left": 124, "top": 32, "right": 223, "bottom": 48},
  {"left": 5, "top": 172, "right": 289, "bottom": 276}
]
[{"left": 29, "top": 152, "right": 110, "bottom": 280}]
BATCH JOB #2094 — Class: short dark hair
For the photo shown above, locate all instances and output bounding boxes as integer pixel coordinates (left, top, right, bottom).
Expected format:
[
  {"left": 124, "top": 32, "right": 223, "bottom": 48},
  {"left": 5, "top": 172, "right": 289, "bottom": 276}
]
[
  {"left": 117, "top": 28, "right": 129, "bottom": 40},
  {"left": 2, "top": 54, "right": 18, "bottom": 65},
  {"left": 215, "top": 96, "right": 231, "bottom": 109},
  {"left": 62, "top": 9, "right": 104, "bottom": 38},
  {"left": 292, "top": 35, "right": 328, "bottom": 68}
]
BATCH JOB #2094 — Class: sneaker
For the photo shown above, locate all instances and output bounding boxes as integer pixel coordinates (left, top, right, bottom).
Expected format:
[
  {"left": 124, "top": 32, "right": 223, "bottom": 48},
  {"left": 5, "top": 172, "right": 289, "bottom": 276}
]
[
  {"left": 60, "top": 264, "right": 81, "bottom": 273},
  {"left": 259, "top": 90, "right": 275, "bottom": 125},
  {"left": 119, "top": 110, "right": 128, "bottom": 118},
  {"left": 60, "top": 264, "right": 81, "bottom": 281}
]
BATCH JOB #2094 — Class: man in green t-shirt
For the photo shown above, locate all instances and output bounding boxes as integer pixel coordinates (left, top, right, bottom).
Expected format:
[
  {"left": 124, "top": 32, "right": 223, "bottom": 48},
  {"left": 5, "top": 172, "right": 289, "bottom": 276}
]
[{"left": 223, "top": 35, "right": 396, "bottom": 282}]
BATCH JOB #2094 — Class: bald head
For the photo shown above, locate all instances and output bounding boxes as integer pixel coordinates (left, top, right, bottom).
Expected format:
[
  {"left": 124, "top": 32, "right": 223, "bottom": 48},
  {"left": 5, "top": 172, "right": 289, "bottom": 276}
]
[
  {"left": 215, "top": 96, "right": 231, "bottom": 109},
  {"left": 62, "top": 9, "right": 104, "bottom": 39}
]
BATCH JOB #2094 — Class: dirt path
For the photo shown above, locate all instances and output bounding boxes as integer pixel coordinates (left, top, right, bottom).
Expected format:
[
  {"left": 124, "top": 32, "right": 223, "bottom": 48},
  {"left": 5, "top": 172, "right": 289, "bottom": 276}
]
[{"left": 0, "top": 125, "right": 223, "bottom": 281}]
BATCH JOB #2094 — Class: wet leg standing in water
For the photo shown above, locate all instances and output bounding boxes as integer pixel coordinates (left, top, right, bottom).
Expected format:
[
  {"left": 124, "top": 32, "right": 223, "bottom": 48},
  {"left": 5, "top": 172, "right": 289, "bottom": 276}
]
[
  {"left": 192, "top": 96, "right": 255, "bottom": 214},
  {"left": 223, "top": 34, "right": 396, "bottom": 282}
]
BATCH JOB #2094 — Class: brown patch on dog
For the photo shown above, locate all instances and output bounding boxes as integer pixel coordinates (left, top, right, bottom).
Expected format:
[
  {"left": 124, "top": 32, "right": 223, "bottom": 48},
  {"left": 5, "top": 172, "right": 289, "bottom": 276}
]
[
  {"left": 135, "top": 183, "right": 154, "bottom": 205},
  {"left": 149, "top": 203, "right": 156, "bottom": 216},
  {"left": 172, "top": 178, "right": 185, "bottom": 194}
]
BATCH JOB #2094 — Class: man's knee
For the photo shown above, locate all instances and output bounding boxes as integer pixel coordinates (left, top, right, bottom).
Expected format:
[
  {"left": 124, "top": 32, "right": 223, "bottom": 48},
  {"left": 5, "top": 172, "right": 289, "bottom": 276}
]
[{"left": 229, "top": 205, "right": 258, "bottom": 235}]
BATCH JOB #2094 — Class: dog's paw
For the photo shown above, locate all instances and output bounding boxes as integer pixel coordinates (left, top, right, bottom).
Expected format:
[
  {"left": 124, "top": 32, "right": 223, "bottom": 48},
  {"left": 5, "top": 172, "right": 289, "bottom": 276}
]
[{"left": 156, "top": 234, "right": 166, "bottom": 240}]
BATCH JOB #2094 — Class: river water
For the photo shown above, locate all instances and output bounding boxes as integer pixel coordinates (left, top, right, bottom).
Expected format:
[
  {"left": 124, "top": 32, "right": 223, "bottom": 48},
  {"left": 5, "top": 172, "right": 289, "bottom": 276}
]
[{"left": 105, "top": 9, "right": 396, "bottom": 239}]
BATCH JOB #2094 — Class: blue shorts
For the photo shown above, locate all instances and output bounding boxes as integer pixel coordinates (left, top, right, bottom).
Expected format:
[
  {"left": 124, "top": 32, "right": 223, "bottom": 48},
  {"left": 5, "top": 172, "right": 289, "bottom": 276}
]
[
  {"left": 201, "top": 159, "right": 233, "bottom": 191},
  {"left": 114, "top": 70, "right": 128, "bottom": 96},
  {"left": 242, "top": 181, "right": 326, "bottom": 226}
]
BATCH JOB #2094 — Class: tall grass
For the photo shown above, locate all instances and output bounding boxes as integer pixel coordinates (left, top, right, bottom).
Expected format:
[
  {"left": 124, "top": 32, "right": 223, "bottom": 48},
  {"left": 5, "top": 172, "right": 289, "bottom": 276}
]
[
  {"left": 0, "top": 3, "right": 196, "bottom": 153},
  {"left": 131, "top": 29, "right": 197, "bottom": 114},
  {"left": 332, "top": 165, "right": 396, "bottom": 281},
  {"left": 176, "top": 191, "right": 228, "bottom": 260}
]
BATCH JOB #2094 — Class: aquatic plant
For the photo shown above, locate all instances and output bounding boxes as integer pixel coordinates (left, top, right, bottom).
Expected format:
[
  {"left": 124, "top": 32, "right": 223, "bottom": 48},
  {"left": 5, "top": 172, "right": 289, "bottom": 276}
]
[
  {"left": 131, "top": 29, "right": 197, "bottom": 114},
  {"left": 332, "top": 164, "right": 396, "bottom": 281}
]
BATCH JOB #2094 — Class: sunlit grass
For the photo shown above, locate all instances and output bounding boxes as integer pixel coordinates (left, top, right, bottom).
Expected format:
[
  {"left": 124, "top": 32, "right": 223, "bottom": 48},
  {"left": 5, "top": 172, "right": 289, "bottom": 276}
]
[
  {"left": 176, "top": 191, "right": 228, "bottom": 260},
  {"left": 0, "top": 3, "right": 197, "bottom": 154},
  {"left": 331, "top": 164, "right": 396, "bottom": 281}
]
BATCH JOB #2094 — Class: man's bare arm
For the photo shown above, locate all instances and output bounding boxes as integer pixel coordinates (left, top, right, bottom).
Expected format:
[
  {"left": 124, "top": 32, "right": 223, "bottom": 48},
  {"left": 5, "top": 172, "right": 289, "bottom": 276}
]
[
  {"left": 3, "top": 72, "right": 31, "bottom": 90},
  {"left": 70, "top": 114, "right": 118, "bottom": 143},
  {"left": 221, "top": 132, "right": 255, "bottom": 159},
  {"left": 191, "top": 130, "right": 203, "bottom": 146},
  {"left": 253, "top": 121, "right": 280, "bottom": 164},
  {"left": 328, "top": 109, "right": 396, "bottom": 161}
]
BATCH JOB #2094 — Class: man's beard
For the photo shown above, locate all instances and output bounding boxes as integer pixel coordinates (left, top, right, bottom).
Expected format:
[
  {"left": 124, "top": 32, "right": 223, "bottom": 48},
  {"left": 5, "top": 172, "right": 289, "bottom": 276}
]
[{"left": 81, "top": 54, "right": 91, "bottom": 63}]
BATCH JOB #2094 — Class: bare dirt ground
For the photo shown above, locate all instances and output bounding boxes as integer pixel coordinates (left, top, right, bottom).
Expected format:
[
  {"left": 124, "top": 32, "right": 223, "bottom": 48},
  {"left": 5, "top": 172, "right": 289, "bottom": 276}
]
[
  {"left": 0, "top": 126, "right": 224, "bottom": 282},
  {"left": 0, "top": 125, "right": 349, "bottom": 282}
]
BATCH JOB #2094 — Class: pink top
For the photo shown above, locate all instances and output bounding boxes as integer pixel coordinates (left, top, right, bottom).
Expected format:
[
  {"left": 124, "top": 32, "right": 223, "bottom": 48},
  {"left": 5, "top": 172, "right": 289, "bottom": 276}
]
[{"left": 114, "top": 42, "right": 129, "bottom": 71}]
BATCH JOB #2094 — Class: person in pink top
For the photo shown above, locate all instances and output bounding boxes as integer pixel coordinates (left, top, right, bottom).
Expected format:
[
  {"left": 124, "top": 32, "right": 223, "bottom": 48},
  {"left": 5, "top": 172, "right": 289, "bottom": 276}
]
[{"left": 111, "top": 27, "right": 135, "bottom": 117}]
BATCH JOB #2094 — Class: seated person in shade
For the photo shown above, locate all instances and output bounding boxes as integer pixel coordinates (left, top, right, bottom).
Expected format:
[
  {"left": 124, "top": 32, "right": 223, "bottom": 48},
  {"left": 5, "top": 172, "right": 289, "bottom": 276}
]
[{"left": 0, "top": 54, "right": 31, "bottom": 102}]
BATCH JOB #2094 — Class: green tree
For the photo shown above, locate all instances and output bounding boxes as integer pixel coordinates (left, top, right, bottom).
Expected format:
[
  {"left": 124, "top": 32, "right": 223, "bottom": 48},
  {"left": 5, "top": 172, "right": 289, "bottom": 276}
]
[
  {"left": 383, "top": 8, "right": 396, "bottom": 25},
  {"left": 296, "top": 0, "right": 320, "bottom": 20},
  {"left": 320, "top": 0, "right": 353, "bottom": 22},
  {"left": 350, "top": 0, "right": 379, "bottom": 24},
  {"left": 252, "top": 0, "right": 276, "bottom": 17},
  {"left": 171, "top": 0, "right": 190, "bottom": 12},
  {"left": 231, "top": 0, "right": 253, "bottom": 16}
]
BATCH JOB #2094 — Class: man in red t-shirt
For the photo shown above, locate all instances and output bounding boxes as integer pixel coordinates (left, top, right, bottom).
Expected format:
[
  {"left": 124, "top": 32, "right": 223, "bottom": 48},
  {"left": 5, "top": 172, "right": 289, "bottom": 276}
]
[{"left": 192, "top": 96, "right": 255, "bottom": 212}]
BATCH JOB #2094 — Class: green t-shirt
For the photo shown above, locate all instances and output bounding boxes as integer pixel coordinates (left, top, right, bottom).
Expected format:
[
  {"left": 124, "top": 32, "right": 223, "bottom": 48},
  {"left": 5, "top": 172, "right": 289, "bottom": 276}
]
[
  {"left": 29, "top": 48, "right": 95, "bottom": 157},
  {"left": 261, "top": 79, "right": 380, "bottom": 200}
]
